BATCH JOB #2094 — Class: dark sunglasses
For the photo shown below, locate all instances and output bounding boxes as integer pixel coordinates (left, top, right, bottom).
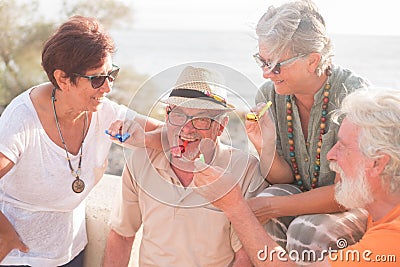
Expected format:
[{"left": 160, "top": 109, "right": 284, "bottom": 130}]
[
  {"left": 73, "top": 64, "right": 120, "bottom": 89},
  {"left": 253, "top": 53, "right": 305, "bottom": 74}
]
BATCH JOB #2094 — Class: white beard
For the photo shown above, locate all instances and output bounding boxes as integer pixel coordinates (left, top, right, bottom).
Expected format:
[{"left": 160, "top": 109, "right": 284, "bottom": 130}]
[{"left": 330, "top": 162, "right": 374, "bottom": 209}]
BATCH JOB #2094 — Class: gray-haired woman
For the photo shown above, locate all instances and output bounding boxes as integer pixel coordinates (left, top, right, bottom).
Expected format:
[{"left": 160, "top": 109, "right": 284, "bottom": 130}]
[{"left": 246, "top": 0, "right": 369, "bottom": 263}]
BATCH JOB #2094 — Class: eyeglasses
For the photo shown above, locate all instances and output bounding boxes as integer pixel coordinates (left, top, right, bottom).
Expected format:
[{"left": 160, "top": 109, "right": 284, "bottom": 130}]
[
  {"left": 253, "top": 53, "right": 306, "bottom": 74},
  {"left": 73, "top": 64, "right": 120, "bottom": 89},
  {"left": 167, "top": 109, "right": 223, "bottom": 130}
]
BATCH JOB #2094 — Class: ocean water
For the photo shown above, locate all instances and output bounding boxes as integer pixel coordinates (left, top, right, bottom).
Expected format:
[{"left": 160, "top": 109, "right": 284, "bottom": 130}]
[{"left": 111, "top": 29, "right": 400, "bottom": 105}]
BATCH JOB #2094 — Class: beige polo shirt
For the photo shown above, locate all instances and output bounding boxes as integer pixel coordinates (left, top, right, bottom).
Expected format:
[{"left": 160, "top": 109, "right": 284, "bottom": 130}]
[{"left": 110, "top": 142, "right": 266, "bottom": 267}]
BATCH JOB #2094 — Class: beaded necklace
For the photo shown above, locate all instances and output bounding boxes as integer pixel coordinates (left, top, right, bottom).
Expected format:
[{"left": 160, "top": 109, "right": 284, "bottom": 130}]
[
  {"left": 51, "top": 87, "right": 87, "bottom": 193},
  {"left": 286, "top": 72, "right": 331, "bottom": 191}
]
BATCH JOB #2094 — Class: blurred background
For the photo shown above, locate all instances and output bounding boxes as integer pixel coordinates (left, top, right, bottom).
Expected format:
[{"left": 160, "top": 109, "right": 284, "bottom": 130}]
[{"left": 1, "top": 0, "right": 399, "bottom": 175}]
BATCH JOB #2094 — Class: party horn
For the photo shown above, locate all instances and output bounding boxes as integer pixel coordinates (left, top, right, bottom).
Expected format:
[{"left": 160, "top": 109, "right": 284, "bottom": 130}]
[
  {"left": 105, "top": 130, "right": 131, "bottom": 142},
  {"left": 246, "top": 101, "right": 272, "bottom": 121}
]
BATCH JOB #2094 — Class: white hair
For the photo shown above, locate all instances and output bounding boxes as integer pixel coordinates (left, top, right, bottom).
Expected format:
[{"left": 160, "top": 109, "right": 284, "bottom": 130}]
[
  {"left": 335, "top": 87, "right": 400, "bottom": 194},
  {"left": 256, "top": 0, "right": 333, "bottom": 76}
]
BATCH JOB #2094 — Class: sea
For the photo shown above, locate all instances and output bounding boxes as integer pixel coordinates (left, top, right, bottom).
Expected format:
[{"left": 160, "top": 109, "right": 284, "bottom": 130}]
[{"left": 111, "top": 28, "right": 400, "bottom": 106}]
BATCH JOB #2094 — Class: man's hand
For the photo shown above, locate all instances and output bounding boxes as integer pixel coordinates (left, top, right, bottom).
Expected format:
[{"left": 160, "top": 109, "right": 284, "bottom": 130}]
[{"left": 193, "top": 160, "right": 243, "bottom": 211}]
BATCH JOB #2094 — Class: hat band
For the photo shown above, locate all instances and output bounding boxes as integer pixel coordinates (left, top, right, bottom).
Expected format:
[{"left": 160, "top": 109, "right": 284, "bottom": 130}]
[{"left": 169, "top": 88, "right": 227, "bottom": 107}]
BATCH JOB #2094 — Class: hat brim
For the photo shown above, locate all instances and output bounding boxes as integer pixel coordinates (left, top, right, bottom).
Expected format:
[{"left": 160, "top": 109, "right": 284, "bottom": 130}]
[{"left": 161, "top": 96, "right": 235, "bottom": 111}]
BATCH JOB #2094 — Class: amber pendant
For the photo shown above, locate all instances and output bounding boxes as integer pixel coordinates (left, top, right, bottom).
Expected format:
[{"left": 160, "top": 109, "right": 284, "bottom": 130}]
[{"left": 72, "top": 178, "right": 85, "bottom": 193}]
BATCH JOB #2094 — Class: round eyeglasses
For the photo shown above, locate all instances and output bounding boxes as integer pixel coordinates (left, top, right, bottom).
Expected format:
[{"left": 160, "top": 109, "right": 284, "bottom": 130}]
[
  {"left": 73, "top": 64, "right": 120, "bottom": 89},
  {"left": 253, "top": 53, "right": 306, "bottom": 74},
  {"left": 167, "top": 109, "right": 223, "bottom": 130}
]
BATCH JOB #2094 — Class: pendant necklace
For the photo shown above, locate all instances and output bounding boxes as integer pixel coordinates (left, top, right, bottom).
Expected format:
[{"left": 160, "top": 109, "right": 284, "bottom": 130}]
[
  {"left": 51, "top": 87, "right": 87, "bottom": 193},
  {"left": 286, "top": 67, "right": 332, "bottom": 191}
]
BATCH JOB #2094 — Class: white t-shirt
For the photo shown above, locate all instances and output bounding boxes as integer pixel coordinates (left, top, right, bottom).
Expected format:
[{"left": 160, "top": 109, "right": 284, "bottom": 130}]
[{"left": 0, "top": 85, "right": 134, "bottom": 266}]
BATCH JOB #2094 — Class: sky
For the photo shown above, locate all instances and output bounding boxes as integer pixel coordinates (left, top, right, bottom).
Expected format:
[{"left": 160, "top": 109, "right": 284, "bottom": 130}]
[
  {"left": 37, "top": 0, "right": 398, "bottom": 36},
  {"left": 128, "top": 0, "right": 399, "bottom": 36}
]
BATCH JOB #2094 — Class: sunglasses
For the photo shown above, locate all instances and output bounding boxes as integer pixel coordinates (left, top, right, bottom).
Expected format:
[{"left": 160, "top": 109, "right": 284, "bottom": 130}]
[
  {"left": 253, "top": 53, "right": 306, "bottom": 74},
  {"left": 73, "top": 64, "right": 120, "bottom": 89}
]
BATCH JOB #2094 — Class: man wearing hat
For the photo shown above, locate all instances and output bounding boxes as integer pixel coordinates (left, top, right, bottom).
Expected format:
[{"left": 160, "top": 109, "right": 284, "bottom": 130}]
[{"left": 103, "top": 66, "right": 265, "bottom": 266}]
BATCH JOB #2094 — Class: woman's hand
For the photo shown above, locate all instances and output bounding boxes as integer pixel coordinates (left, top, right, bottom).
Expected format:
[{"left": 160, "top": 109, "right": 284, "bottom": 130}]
[
  {"left": 245, "top": 103, "right": 264, "bottom": 153},
  {"left": 106, "top": 119, "right": 165, "bottom": 150},
  {"left": 245, "top": 102, "right": 276, "bottom": 156},
  {"left": 0, "top": 213, "right": 29, "bottom": 261},
  {"left": 107, "top": 119, "right": 145, "bottom": 147},
  {"left": 246, "top": 196, "right": 280, "bottom": 225},
  {"left": 245, "top": 102, "right": 278, "bottom": 179}
]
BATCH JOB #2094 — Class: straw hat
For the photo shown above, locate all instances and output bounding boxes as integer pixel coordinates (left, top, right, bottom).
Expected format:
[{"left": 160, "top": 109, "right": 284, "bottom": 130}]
[{"left": 161, "top": 66, "right": 235, "bottom": 110}]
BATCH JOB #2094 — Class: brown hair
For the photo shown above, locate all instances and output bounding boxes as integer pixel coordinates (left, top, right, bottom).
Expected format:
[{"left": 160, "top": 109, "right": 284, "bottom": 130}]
[{"left": 41, "top": 15, "right": 115, "bottom": 88}]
